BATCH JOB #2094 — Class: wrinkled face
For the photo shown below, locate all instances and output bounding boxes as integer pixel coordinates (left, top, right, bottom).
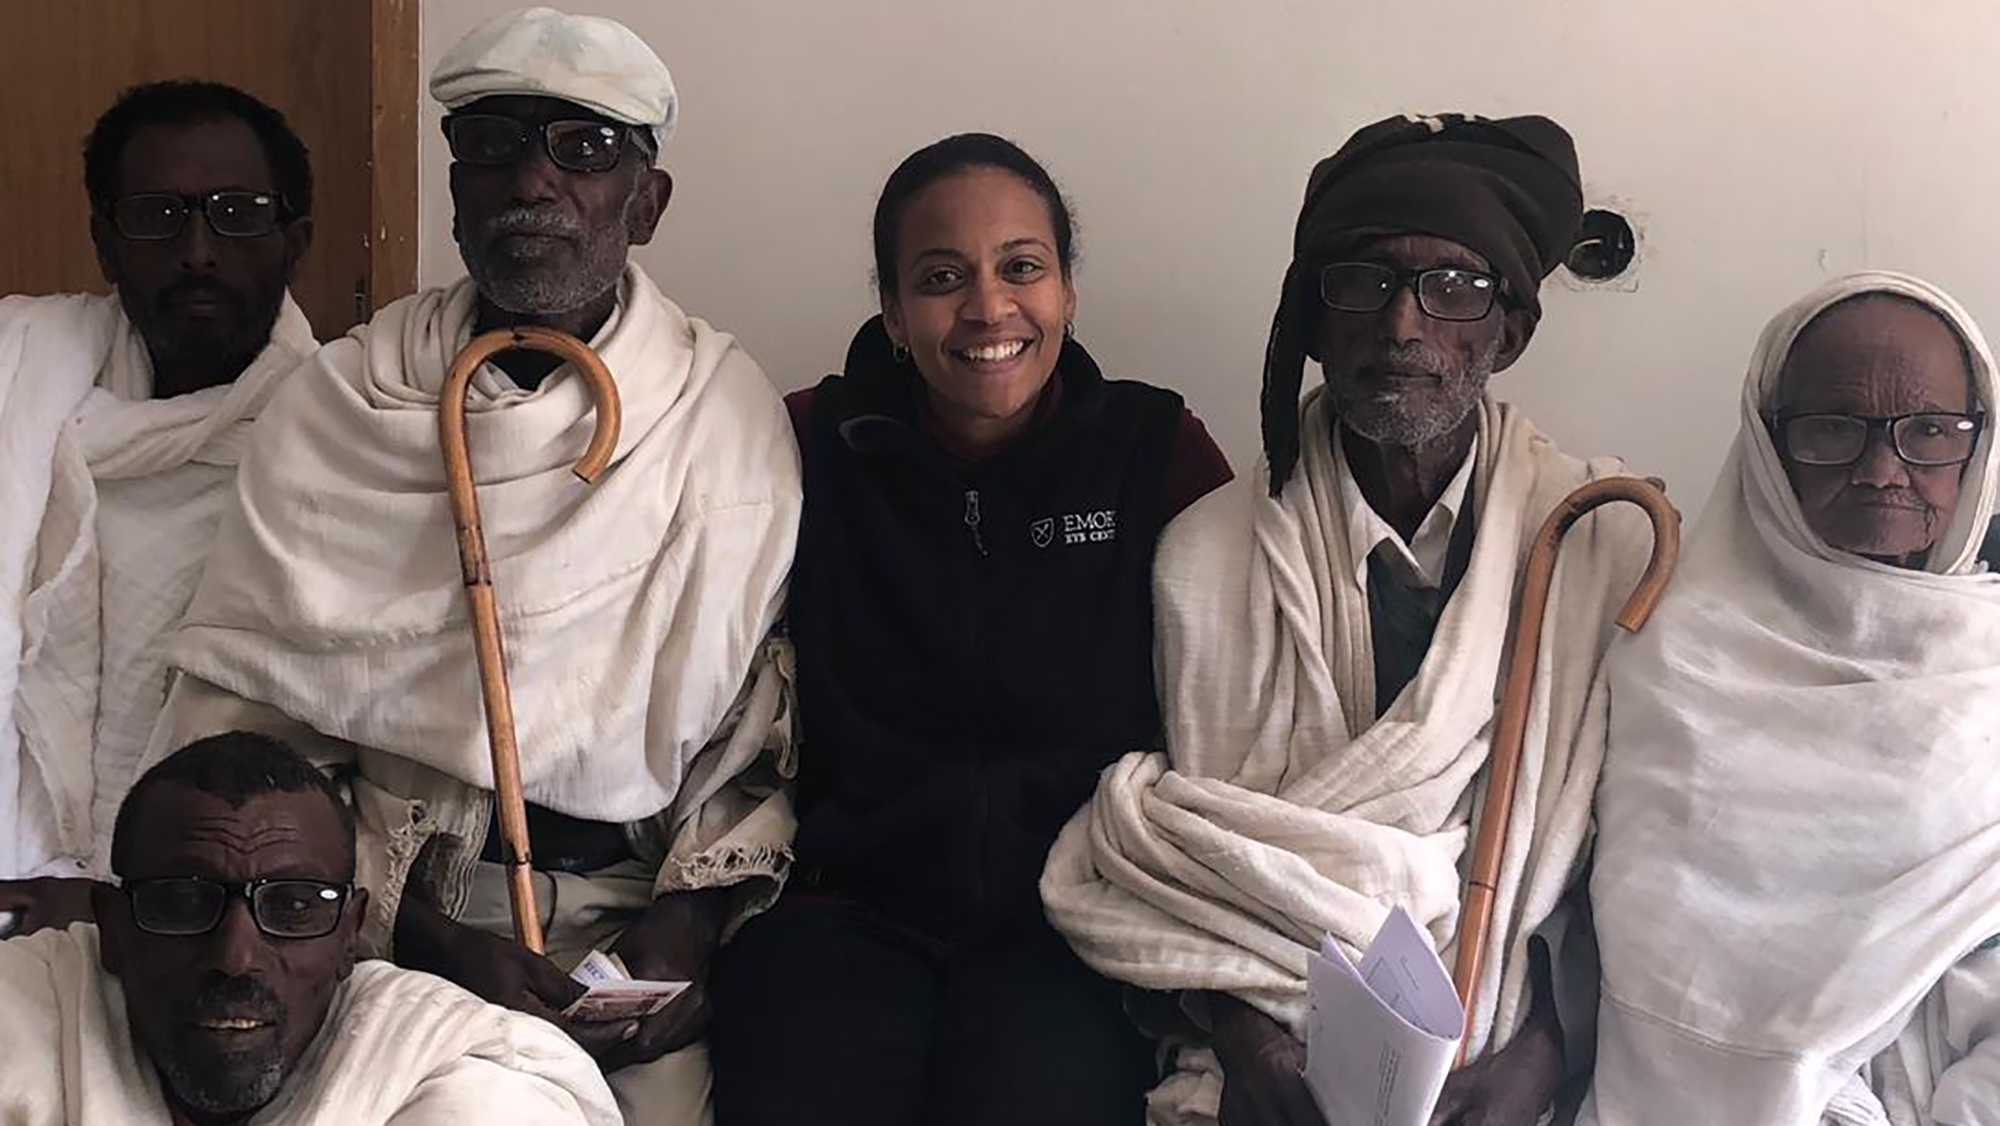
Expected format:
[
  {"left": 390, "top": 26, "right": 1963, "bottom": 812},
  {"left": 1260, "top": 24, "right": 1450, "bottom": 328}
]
[
  {"left": 92, "top": 117, "right": 307, "bottom": 390},
  {"left": 1775, "top": 295, "right": 1977, "bottom": 565},
  {"left": 449, "top": 95, "right": 670, "bottom": 316},
  {"left": 881, "top": 167, "right": 1076, "bottom": 447},
  {"left": 97, "top": 787, "right": 362, "bottom": 1123},
  {"left": 1312, "top": 233, "right": 1530, "bottom": 448}
]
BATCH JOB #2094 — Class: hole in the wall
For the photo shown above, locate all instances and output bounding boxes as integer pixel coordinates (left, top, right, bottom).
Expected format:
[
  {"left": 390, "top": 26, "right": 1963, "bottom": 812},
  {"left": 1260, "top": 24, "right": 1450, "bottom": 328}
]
[{"left": 1565, "top": 209, "right": 1636, "bottom": 282}]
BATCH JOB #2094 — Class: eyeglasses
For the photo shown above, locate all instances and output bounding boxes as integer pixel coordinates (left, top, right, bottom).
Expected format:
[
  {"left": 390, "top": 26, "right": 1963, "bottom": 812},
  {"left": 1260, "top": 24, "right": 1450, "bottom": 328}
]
[
  {"left": 106, "top": 191, "right": 288, "bottom": 241},
  {"left": 1318, "top": 262, "right": 1503, "bottom": 322},
  {"left": 1770, "top": 411, "right": 1986, "bottom": 467},
  {"left": 121, "top": 877, "right": 354, "bottom": 940},
  {"left": 443, "top": 113, "right": 650, "bottom": 174}
]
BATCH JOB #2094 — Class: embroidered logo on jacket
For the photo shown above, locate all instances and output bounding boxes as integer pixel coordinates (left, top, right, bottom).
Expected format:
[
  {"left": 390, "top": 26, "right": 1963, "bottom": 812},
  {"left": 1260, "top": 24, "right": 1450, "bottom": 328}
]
[{"left": 1031, "top": 509, "right": 1117, "bottom": 548}]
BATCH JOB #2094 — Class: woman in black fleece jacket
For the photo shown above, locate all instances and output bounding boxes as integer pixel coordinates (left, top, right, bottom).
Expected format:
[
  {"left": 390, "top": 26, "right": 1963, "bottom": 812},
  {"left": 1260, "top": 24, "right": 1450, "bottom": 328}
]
[{"left": 709, "top": 133, "right": 1231, "bottom": 1126}]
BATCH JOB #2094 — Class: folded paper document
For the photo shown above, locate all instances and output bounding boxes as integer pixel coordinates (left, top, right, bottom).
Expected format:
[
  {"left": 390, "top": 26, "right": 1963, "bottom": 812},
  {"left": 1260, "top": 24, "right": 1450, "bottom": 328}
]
[
  {"left": 1304, "top": 906, "right": 1464, "bottom": 1126},
  {"left": 563, "top": 949, "right": 691, "bottom": 1023}
]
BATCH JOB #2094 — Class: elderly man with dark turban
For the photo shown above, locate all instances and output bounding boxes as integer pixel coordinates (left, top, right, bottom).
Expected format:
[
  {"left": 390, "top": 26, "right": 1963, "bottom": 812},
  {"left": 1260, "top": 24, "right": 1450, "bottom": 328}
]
[{"left": 1042, "top": 113, "right": 1657, "bottom": 1126}]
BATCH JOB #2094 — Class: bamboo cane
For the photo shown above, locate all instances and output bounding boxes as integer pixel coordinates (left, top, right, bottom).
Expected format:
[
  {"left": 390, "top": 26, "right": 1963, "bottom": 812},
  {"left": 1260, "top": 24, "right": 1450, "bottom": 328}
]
[
  {"left": 1450, "top": 476, "right": 1679, "bottom": 1065},
  {"left": 439, "top": 326, "right": 622, "bottom": 955}
]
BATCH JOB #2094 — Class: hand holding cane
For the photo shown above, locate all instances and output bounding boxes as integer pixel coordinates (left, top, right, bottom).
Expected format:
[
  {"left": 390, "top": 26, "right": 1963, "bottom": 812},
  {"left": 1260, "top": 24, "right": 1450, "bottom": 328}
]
[
  {"left": 1450, "top": 476, "right": 1680, "bottom": 1065},
  {"left": 440, "top": 326, "right": 622, "bottom": 954}
]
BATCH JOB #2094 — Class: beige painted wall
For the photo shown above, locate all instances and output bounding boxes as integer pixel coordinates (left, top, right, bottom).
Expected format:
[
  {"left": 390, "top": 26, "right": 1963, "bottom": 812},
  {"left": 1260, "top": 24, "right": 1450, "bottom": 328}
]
[{"left": 418, "top": 0, "right": 2000, "bottom": 513}]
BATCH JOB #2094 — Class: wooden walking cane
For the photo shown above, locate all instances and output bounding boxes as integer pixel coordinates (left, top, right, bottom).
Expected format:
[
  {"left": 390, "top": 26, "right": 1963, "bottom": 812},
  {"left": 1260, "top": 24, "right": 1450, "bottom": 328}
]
[
  {"left": 440, "top": 326, "right": 623, "bottom": 955},
  {"left": 1449, "top": 476, "right": 1680, "bottom": 1065}
]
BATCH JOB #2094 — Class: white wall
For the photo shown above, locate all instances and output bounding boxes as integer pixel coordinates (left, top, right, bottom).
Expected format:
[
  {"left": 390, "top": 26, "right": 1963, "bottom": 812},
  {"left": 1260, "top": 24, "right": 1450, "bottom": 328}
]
[{"left": 419, "top": 0, "right": 2000, "bottom": 514}]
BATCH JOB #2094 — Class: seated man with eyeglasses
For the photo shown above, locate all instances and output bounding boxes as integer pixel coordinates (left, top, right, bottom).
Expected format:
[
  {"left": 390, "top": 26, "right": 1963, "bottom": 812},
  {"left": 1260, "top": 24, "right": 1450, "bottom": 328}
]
[
  {"left": 1582, "top": 273, "right": 2000, "bottom": 1125},
  {"left": 0, "top": 80, "right": 318, "bottom": 933},
  {"left": 0, "top": 730, "right": 619, "bottom": 1124},
  {"left": 1042, "top": 113, "right": 1660, "bottom": 1126},
  {"left": 140, "top": 9, "right": 799, "bottom": 1126}
]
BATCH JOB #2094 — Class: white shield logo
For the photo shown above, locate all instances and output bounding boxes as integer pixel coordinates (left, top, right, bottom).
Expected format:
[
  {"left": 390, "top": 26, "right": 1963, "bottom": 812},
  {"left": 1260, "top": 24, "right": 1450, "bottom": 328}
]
[{"left": 1029, "top": 517, "right": 1055, "bottom": 548}]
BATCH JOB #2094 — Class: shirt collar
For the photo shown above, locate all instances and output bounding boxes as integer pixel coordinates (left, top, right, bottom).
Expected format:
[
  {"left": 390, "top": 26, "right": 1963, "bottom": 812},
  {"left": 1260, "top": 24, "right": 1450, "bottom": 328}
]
[{"left": 1334, "top": 425, "right": 1478, "bottom": 590}]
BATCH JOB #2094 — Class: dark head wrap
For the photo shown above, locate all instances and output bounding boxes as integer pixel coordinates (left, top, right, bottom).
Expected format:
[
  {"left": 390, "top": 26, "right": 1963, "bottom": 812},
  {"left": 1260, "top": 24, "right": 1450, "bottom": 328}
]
[{"left": 1261, "top": 112, "right": 1584, "bottom": 494}]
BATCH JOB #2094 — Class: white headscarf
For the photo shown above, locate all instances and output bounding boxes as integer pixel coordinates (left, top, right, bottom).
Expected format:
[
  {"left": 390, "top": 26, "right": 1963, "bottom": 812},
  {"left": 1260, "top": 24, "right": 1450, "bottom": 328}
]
[
  {"left": 1739, "top": 270, "right": 1997, "bottom": 574},
  {"left": 1584, "top": 271, "right": 2000, "bottom": 1126}
]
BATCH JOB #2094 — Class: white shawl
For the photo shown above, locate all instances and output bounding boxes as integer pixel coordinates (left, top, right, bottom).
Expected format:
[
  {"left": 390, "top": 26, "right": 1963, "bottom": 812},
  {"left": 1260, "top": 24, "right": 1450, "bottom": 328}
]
[
  {"left": 1583, "top": 271, "right": 2000, "bottom": 1126},
  {"left": 0, "top": 293, "right": 313, "bottom": 878},
  {"left": 163, "top": 265, "right": 800, "bottom": 822},
  {"left": 1041, "top": 391, "right": 1655, "bottom": 1124},
  {"left": 0, "top": 924, "right": 620, "bottom": 1125}
]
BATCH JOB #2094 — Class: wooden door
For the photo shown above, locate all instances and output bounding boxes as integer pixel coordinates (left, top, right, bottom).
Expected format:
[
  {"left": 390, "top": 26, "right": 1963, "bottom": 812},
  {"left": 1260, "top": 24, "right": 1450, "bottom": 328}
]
[{"left": 0, "top": 0, "right": 416, "bottom": 339}]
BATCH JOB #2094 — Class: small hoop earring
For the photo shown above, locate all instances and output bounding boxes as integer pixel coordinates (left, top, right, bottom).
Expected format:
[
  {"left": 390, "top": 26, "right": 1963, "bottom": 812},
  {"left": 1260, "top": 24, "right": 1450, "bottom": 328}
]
[
  {"left": 1063, "top": 321, "right": 1075, "bottom": 341},
  {"left": 892, "top": 341, "right": 911, "bottom": 363}
]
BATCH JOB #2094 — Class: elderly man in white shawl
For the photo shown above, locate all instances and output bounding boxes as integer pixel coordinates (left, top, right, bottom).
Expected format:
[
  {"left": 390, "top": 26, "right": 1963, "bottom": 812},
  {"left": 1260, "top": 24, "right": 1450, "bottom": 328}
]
[
  {"left": 142, "top": 9, "right": 801, "bottom": 1124},
  {"left": 1583, "top": 272, "right": 2000, "bottom": 1126},
  {"left": 1041, "top": 112, "right": 1658, "bottom": 1126},
  {"left": 0, "top": 81, "right": 317, "bottom": 929},
  {"left": 3, "top": 731, "right": 619, "bottom": 1125}
]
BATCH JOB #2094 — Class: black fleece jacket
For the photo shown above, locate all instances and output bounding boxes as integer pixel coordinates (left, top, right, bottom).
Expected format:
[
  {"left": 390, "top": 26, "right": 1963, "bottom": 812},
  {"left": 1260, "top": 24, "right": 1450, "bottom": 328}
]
[{"left": 787, "top": 316, "right": 1213, "bottom": 937}]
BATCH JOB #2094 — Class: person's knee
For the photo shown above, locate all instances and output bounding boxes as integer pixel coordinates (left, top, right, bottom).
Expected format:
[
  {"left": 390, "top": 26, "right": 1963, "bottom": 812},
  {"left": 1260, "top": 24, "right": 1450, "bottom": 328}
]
[
  {"left": 708, "top": 898, "right": 939, "bottom": 1126},
  {"left": 931, "top": 940, "right": 1156, "bottom": 1126},
  {"left": 610, "top": 1043, "right": 712, "bottom": 1126}
]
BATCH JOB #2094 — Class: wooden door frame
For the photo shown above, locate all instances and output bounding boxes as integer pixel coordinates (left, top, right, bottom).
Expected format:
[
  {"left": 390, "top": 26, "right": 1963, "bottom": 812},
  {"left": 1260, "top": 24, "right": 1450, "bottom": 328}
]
[{"left": 369, "top": 0, "right": 419, "bottom": 314}]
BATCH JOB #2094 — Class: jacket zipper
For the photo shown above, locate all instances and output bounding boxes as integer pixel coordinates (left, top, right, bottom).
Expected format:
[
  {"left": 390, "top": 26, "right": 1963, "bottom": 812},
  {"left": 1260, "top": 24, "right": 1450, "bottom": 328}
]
[
  {"left": 963, "top": 485, "right": 991, "bottom": 919},
  {"left": 962, "top": 488, "right": 989, "bottom": 557}
]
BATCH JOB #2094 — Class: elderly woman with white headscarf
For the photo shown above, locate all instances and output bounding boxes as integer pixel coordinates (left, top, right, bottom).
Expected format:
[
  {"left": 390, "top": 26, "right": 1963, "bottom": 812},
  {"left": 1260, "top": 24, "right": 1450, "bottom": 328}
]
[{"left": 1581, "top": 271, "right": 2000, "bottom": 1126}]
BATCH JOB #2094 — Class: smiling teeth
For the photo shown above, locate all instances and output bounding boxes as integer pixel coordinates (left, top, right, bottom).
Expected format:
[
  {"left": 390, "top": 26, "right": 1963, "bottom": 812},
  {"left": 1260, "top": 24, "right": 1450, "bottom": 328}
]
[
  {"left": 959, "top": 341, "right": 1026, "bottom": 362},
  {"left": 199, "top": 1019, "right": 265, "bottom": 1031}
]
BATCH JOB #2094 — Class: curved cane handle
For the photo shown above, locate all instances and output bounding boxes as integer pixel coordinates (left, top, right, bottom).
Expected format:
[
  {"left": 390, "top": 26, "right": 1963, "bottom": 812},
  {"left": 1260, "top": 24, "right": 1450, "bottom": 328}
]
[
  {"left": 437, "top": 326, "right": 623, "bottom": 954},
  {"left": 1452, "top": 476, "right": 1680, "bottom": 1063},
  {"left": 441, "top": 325, "right": 623, "bottom": 488}
]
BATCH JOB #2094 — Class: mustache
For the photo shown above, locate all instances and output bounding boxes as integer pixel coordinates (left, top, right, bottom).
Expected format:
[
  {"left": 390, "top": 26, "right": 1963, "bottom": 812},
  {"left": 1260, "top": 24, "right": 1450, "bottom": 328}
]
[
  {"left": 477, "top": 206, "right": 583, "bottom": 241},
  {"left": 1358, "top": 342, "right": 1454, "bottom": 379},
  {"left": 186, "top": 973, "right": 287, "bottom": 1025},
  {"left": 157, "top": 278, "right": 245, "bottom": 314}
]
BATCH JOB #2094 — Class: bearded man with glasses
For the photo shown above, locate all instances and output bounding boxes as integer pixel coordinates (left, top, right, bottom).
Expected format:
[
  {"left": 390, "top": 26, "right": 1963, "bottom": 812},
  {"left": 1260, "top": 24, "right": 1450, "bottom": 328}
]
[
  {"left": 141, "top": 10, "right": 800, "bottom": 1126},
  {"left": 0, "top": 80, "right": 319, "bottom": 934},
  {"left": 1043, "top": 113, "right": 1661, "bottom": 1126},
  {"left": 0, "top": 730, "right": 619, "bottom": 1124}
]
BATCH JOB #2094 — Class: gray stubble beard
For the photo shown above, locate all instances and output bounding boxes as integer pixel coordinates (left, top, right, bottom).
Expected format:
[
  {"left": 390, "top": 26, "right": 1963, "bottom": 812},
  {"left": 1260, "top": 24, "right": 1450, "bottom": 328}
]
[{"left": 1324, "top": 335, "right": 1501, "bottom": 449}]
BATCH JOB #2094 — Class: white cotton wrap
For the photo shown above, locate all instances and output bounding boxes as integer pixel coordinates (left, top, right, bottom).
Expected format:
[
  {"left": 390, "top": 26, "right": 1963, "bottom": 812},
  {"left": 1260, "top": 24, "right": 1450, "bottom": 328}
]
[
  {"left": 0, "top": 924, "right": 620, "bottom": 1125},
  {"left": 161, "top": 265, "right": 800, "bottom": 822},
  {"left": 1041, "top": 390, "right": 1656, "bottom": 1125},
  {"left": 0, "top": 293, "right": 314, "bottom": 878},
  {"left": 1583, "top": 271, "right": 2000, "bottom": 1126}
]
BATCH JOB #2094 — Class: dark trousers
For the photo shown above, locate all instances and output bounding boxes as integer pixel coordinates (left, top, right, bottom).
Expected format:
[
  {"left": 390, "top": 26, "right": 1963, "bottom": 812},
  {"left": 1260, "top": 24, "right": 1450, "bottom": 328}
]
[{"left": 708, "top": 892, "right": 1156, "bottom": 1126}]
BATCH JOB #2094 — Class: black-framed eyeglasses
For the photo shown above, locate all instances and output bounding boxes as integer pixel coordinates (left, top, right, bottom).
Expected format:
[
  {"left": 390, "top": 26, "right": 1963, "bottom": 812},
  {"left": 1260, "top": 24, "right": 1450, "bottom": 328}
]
[
  {"left": 443, "top": 113, "right": 652, "bottom": 174},
  {"left": 105, "top": 191, "right": 289, "bottom": 241},
  {"left": 1769, "top": 410, "right": 1986, "bottom": 467},
  {"left": 121, "top": 877, "right": 354, "bottom": 939},
  {"left": 1318, "top": 262, "right": 1504, "bottom": 322}
]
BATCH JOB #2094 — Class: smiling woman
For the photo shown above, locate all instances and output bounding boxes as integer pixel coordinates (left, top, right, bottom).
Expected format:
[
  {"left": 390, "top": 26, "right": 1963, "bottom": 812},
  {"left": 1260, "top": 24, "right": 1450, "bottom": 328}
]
[
  {"left": 706, "top": 133, "right": 1235, "bottom": 1126},
  {"left": 877, "top": 147, "right": 1076, "bottom": 457}
]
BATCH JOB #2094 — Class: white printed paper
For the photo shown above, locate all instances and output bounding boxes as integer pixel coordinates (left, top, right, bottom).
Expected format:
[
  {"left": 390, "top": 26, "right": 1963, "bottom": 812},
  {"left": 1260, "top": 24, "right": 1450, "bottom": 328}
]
[{"left": 1304, "top": 906, "right": 1464, "bottom": 1126}]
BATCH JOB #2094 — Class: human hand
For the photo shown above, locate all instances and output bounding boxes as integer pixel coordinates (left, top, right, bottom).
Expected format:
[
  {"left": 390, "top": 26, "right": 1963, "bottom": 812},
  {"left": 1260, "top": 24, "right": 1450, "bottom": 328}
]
[
  {"left": 1211, "top": 992, "right": 1327, "bottom": 1126},
  {"left": 0, "top": 877, "right": 101, "bottom": 938},
  {"left": 393, "top": 894, "right": 649, "bottom": 1063},
  {"left": 1428, "top": 1017, "right": 1564, "bottom": 1126},
  {"left": 587, "top": 888, "right": 730, "bottom": 1072}
]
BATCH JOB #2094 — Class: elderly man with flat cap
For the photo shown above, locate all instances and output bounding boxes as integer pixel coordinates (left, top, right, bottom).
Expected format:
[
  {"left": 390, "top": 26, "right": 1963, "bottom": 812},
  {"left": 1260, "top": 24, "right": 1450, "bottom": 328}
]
[
  {"left": 143, "top": 8, "right": 801, "bottom": 1124},
  {"left": 1042, "top": 113, "right": 1657, "bottom": 1126}
]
